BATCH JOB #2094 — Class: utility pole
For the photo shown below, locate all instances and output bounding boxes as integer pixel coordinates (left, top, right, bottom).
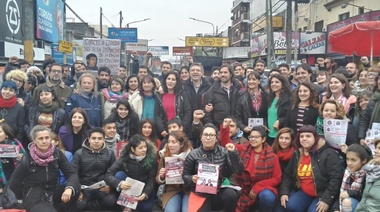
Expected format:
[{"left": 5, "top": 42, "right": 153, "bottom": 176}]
[
  {"left": 119, "top": 11, "right": 123, "bottom": 28},
  {"left": 100, "top": 7, "right": 103, "bottom": 38},
  {"left": 294, "top": 0, "right": 299, "bottom": 65},
  {"left": 266, "top": 0, "right": 273, "bottom": 68},
  {"left": 286, "top": 0, "right": 292, "bottom": 64},
  {"left": 23, "top": 0, "right": 35, "bottom": 64}
]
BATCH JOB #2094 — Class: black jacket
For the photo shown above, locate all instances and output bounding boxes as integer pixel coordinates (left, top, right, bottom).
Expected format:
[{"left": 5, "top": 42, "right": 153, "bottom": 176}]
[
  {"left": 154, "top": 90, "right": 192, "bottom": 135},
  {"left": 235, "top": 89, "right": 268, "bottom": 130},
  {"left": 358, "top": 96, "right": 377, "bottom": 139},
  {"left": 105, "top": 153, "right": 158, "bottom": 198},
  {"left": 72, "top": 139, "right": 116, "bottom": 186},
  {"left": 26, "top": 106, "right": 66, "bottom": 135},
  {"left": 0, "top": 103, "right": 25, "bottom": 142},
  {"left": 107, "top": 112, "right": 140, "bottom": 141},
  {"left": 182, "top": 78, "right": 211, "bottom": 111},
  {"left": 279, "top": 140, "right": 343, "bottom": 206},
  {"left": 284, "top": 106, "right": 319, "bottom": 133},
  {"left": 9, "top": 150, "right": 80, "bottom": 211},
  {"left": 182, "top": 145, "right": 244, "bottom": 196},
  {"left": 203, "top": 79, "right": 242, "bottom": 127}
]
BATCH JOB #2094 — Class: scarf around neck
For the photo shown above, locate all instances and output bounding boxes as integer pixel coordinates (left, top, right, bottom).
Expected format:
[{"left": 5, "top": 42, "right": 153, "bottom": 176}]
[
  {"left": 0, "top": 95, "right": 17, "bottom": 108},
  {"left": 38, "top": 101, "right": 59, "bottom": 113},
  {"left": 30, "top": 143, "right": 55, "bottom": 167},
  {"left": 129, "top": 153, "right": 146, "bottom": 161},
  {"left": 102, "top": 88, "right": 129, "bottom": 103},
  {"left": 276, "top": 146, "right": 294, "bottom": 162},
  {"left": 363, "top": 162, "right": 380, "bottom": 183}
]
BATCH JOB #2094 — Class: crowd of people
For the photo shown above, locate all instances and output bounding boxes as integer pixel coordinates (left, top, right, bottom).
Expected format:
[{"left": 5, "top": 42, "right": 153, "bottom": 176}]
[{"left": 0, "top": 54, "right": 379, "bottom": 212}]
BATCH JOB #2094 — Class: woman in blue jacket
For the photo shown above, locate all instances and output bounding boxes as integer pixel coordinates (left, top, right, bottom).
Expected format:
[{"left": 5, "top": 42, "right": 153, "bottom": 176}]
[{"left": 65, "top": 73, "right": 103, "bottom": 127}]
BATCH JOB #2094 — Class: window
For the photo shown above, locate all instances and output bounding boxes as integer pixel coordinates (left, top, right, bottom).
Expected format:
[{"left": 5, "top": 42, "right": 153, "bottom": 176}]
[
  {"left": 339, "top": 12, "right": 350, "bottom": 21},
  {"left": 314, "top": 20, "right": 323, "bottom": 32},
  {"left": 359, "top": 7, "right": 364, "bottom": 14}
]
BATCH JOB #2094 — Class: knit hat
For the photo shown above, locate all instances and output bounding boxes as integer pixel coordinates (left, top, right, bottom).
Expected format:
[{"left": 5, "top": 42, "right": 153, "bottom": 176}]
[{"left": 1, "top": 81, "right": 18, "bottom": 92}]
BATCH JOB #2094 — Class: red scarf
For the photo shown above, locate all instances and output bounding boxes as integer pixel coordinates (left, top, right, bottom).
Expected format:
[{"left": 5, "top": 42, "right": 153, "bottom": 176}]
[
  {"left": 0, "top": 95, "right": 17, "bottom": 108},
  {"left": 276, "top": 147, "right": 294, "bottom": 163}
]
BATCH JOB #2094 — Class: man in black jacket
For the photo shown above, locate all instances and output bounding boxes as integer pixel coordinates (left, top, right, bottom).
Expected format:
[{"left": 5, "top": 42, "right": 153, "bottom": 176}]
[
  {"left": 73, "top": 128, "right": 117, "bottom": 211},
  {"left": 203, "top": 64, "right": 242, "bottom": 127}
]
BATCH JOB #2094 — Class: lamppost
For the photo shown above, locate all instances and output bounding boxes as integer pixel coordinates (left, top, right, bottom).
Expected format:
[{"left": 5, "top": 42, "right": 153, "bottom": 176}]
[
  {"left": 189, "top": 17, "right": 215, "bottom": 36},
  {"left": 341, "top": 3, "right": 372, "bottom": 11},
  {"left": 125, "top": 18, "right": 151, "bottom": 28}
]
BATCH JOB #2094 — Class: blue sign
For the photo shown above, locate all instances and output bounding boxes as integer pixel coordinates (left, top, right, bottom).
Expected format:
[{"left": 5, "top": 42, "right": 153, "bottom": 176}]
[
  {"left": 36, "top": 0, "right": 64, "bottom": 43},
  {"left": 51, "top": 43, "right": 76, "bottom": 65},
  {"left": 108, "top": 28, "right": 138, "bottom": 43}
]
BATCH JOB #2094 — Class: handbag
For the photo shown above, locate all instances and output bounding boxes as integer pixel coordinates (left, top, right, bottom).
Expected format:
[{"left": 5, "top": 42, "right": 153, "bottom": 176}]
[{"left": 0, "top": 184, "right": 22, "bottom": 209}]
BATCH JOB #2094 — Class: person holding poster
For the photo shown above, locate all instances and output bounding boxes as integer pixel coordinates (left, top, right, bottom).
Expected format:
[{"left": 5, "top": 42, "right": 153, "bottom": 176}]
[
  {"left": 235, "top": 72, "right": 268, "bottom": 135},
  {"left": 156, "top": 131, "right": 192, "bottom": 211},
  {"left": 182, "top": 123, "right": 243, "bottom": 212},
  {"left": 278, "top": 125, "right": 343, "bottom": 212},
  {"left": 316, "top": 100, "right": 359, "bottom": 156},
  {"left": 220, "top": 120, "right": 281, "bottom": 212},
  {"left": 0, "top": 122, "right": 25, "bottom": 189},
  {"left": 105, "top": 134, "right": 157, "bottom": 212}
]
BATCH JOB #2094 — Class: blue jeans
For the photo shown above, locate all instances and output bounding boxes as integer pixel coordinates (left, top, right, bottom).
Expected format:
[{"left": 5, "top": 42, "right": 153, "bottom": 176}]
[
  {"left": 257, "top": 189, "right": 276, "bottom": 212},
  {"left": 164, "top": 191, "right": 188, "bottom": 212},
  {"left": 279, "top": 190, "right": 319, "bottom": 212},
  {"left": 342, "top": 197, "right": 359, "bottom": 211},
  {"left": 114, "top": 171, "right": 155, "bottom": 211}
]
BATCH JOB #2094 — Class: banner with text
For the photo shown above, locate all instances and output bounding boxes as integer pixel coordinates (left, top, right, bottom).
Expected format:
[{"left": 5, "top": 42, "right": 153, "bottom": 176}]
[
  {"left": 83, "top": 38, "right": 121, "bottom": 75},
  {"left": 300, "top": 32, "right": 326, "bottom": 54},
  {"left": 36, "top": 0, "right": 64, "bottom": 43},
  {"left": 125, "top": 39, "right": 148, "bottom": 54},
  {"left": 185, "top": 37, "right": 229, "bottom": 47},
  {"left": 108, "top": 28, "right": 138, "bottom": 43},
  {"left": 172, "top": 47, "right": 193, "bottom": 56},
  {"left": 148, "top": 46, "right": 169, "bottom": 55}
]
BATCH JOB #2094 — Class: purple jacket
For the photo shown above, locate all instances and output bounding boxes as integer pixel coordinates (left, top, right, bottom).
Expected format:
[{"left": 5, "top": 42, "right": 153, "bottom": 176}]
[{"left": 58, "top": 126, "right": 88, "bottom": 154}]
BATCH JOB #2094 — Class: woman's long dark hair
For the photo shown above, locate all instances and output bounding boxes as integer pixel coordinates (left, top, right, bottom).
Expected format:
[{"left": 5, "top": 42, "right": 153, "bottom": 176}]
[
  {"left": 0, "top": 122, "right": 15, "bottom": 141},
  {"left": 66, "top": 107, "right": 91, "bottom": 136},
  {"left": 140, "top": 119, "right": 157, "bottom": 143},
  {"left": 138, "top": 74, "right": 156, "bottom": 97},
  {"left": 272, "top": 127, "right": 295, "bottom": 153},
  {"left": 111, "top": 100, "right": 138, "bottom": 120},
  {"left": 268, "top": 74, "right": 292, "bottom": 107},
  {"left": 125, "top": 74, "right": 140, "bottom": 92},
  {"left": 32, "top": 85, "right": 59, "bottom": 105},
  {"left": 325, "top": 73, "right": 352, "bottom": 99},
  {"left": 121, "top": 134, "right": 156, "bottom": 169},
  {"left": 292, "top": 81, "right": 319, "bottom": 109},
  {"left": 162, "top": 71, "right": 182, "bottom": 94}
]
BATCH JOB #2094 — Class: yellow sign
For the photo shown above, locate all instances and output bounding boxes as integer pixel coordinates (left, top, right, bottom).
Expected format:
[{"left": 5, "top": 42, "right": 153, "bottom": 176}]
[
  {"left": 253, "top": 16, "right": 283, "bottom": 31},
  {"left": 185, "top": 37, "right": 229, "bottom": 47},
  {"left": 58, "top": 40, "right": 73, "bottom": 53}
]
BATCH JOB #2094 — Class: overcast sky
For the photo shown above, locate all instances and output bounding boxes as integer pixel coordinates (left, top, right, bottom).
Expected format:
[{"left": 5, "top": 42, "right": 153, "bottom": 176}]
[{"left": 66, "top": 0, "right": 233, "bottom": 56}]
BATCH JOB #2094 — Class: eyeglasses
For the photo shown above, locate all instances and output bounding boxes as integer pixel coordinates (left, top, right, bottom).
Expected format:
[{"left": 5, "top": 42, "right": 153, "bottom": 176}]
[
  {"left": 248, "top": 135, "right": 262, "bottom": 140},
  {"left": 202, "top": 133, "right": 216, "bottom": 138},
  {"left": 11, "top": 78, "right": 23, "bottom": 84},
  {"left": 50, "top": 70, "right": 62, "bottom": 74}
]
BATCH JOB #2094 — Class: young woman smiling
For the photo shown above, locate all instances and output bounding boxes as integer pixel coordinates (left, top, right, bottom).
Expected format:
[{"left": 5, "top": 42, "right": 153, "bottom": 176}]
[{"left": 284, "top": 82, "right": 319, "bottom": 133}]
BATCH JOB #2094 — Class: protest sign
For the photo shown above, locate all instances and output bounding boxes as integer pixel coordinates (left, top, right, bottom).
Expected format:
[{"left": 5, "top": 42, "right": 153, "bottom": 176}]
[{"left": 323, "top": 119, "right": 348, "bottom": 149}]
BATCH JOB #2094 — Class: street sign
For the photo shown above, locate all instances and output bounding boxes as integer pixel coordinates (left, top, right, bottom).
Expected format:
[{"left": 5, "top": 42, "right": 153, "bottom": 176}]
[
  {"left": 172, "top": 47, "right": 193, "bottom": 56},
  {"left": 58, "top": 40, "right": 73, "bottom": 53},
  {"left": 185, "top": 37, "right": 229, "bottom": 47}
]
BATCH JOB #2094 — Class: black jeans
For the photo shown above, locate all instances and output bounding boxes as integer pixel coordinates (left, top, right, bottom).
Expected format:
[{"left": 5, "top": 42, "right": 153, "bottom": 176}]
[{"left": 198, "top": 188, "right": 240, "bottom": 212}]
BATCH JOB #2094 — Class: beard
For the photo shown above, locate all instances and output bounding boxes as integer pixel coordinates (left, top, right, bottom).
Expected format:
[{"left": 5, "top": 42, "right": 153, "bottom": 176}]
[{"left": 98, "top": 79, "right": 109, "bottom": 88}]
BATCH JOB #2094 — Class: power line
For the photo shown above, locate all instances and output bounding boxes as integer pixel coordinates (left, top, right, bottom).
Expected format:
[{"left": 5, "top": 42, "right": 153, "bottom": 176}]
[
  {"left": 251, "top": 0, "right": 287, "bottom": 29},
  {"left": 102, "top": 13, "right": 116, "bottom": 27}
]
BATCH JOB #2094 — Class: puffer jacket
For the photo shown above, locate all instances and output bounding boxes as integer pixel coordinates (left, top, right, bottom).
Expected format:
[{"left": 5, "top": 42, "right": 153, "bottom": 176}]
[
  {"left": 182, "top": 144, "right": 244, "bottom": 197},
  {"left": 235, "top": 89, "right": 268, "bottom": 130},
  {"left": 8, "top": 150, "right": 80, "bottom": 211},
  {"left": 155, "top": 89, "right": 192, "bottom": 135},
  {"left": 26, "top": 105, "right": 66, "bottom": 135},
  {"left": 72, "top": 139, "right": 115, "bottom": 186},
  {"left": 203, "top": 79, "right": 242, "bottom": 127},
  {"left": 279, "top": 139, "right": 344, "bottom": 206}
]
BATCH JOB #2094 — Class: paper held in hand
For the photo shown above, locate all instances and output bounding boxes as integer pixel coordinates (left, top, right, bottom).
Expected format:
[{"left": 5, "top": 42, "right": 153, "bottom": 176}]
[
  {"left": 0, "top": 144, "right": 20, "bottom": 158},
  {"left": 248, "top": 118, "right": 264, "bottom": 128},
  {"left": 365, "top": 128, "right": 380, "bottom": 155},
  {"left": 323, "top": 119, "right": 348, "bottom": 149},
  {"left": 117, "top": 177, "right": 145, "bottom": 210},
  {"left": 81, "top": 180, "right": 107, "bottom": 190},
  {"left": 165, "top": 157, "right": 184, "bottom": 184},
  {"left": 195, "top": 163, "right": 219, "bottom": 195}
]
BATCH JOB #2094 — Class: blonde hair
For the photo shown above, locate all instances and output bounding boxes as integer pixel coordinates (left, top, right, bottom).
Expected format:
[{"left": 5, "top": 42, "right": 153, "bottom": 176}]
[
  {"left": 77, "top": 73, "right": 98, "bottom": 95},
  {"left": 6, "top": 69, "right": 28, "bottom": 82}
]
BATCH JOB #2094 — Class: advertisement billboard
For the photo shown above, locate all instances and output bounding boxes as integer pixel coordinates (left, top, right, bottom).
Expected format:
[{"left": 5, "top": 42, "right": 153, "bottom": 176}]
[
  {"left": 185, "top": 37, "right": 229, "bottom": 47},
  {"left": 36, "top": 0, "right": 64, "bottom": 43},
  {"left": 172, "top": 47, "right": 193, "bottom": 56},
  {"left": 125, "top": 39, "right": 148, "bottom": 54},
  {"left": 108, "top": 28, "right": 138, "bottom": 43},
  {"left": 300, "top": 32, "right": 326, "bottom": 54},
  {"left": 148, "top": 46, "right": 169, "bottom": 55},
  {"left": 0, "top": 0, "right": 23, "bottom": 44}
]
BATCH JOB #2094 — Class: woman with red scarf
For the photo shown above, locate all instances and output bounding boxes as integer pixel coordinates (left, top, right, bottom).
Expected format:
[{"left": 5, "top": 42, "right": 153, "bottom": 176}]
[
  {"left": 220, "top": 118, "right": 282, "bottom": 212},
  {"left": 272, "top": 128, "right": 295, "bottom": 173},
  {"left": 0, "top": 81, "right": 25, "bottom": 142}
]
